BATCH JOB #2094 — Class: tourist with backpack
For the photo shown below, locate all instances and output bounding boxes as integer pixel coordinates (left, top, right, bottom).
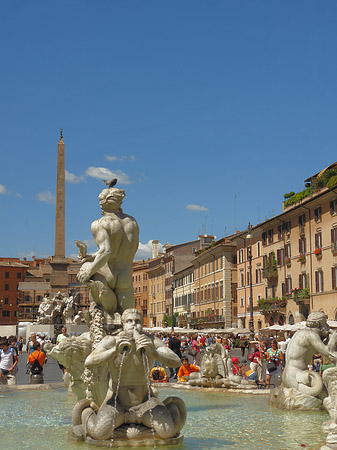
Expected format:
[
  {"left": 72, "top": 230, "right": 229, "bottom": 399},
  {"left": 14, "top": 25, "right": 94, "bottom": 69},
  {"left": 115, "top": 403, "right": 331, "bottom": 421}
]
[
  {"left": 28, "top": 342, "right": 46, "bottom": 382},
  {"left": 0, "top": 338, "right": 18, "bottom": 385}
]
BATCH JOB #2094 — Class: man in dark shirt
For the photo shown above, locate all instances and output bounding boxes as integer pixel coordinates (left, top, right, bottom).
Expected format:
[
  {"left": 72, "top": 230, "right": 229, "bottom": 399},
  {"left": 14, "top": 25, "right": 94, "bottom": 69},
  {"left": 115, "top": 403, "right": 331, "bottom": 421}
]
[{"left": 168, "top": 332, "right": 182, "bottom": 379}]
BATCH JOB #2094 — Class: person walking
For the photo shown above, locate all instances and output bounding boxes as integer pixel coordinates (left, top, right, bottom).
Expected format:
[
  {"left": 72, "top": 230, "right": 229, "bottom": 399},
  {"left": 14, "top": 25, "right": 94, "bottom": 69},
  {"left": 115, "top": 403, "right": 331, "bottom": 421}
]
[
  {"left": 26, "top": 333, "right": 37, "bottom": 355},
  {"left": 0, "top": 338, "right": 18, "bottom": 385},
  {"left": 168, "top": 332, "right": 182, "bottom": 378},
  {"left": 56, "top": 326, "right": 69, "bottom": 375}
]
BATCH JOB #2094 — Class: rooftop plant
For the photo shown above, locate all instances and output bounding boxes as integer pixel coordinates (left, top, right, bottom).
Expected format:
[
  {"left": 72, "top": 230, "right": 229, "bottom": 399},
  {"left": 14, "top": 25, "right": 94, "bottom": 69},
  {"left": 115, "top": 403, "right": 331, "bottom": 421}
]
[{"left": 284, "top": 166, "right": 337, "bottom": 207}]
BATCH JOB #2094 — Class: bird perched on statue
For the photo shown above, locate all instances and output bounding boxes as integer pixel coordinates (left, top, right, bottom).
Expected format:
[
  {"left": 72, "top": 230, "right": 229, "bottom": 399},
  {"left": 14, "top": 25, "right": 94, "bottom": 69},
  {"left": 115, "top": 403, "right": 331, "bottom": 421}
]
[{"left": 103, "top": 178, "right": 118, "bottom": 188}]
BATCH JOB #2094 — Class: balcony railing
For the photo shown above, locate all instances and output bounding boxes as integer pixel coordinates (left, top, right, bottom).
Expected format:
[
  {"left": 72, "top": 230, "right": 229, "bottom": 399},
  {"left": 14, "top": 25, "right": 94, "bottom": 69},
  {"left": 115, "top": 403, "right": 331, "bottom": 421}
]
[
  {"left": 190, "top": 315, "right": 224, "bottom": 327},
  {"left": 257, "top": 297, "right": 287, "bottom": 315}
]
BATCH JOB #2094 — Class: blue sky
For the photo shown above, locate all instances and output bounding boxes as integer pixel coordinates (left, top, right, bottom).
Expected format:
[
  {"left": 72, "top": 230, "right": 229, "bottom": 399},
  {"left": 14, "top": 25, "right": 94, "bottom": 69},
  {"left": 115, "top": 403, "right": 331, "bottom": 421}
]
[{"left": 1, "top": 1, "right": 337, "bottom": 261}]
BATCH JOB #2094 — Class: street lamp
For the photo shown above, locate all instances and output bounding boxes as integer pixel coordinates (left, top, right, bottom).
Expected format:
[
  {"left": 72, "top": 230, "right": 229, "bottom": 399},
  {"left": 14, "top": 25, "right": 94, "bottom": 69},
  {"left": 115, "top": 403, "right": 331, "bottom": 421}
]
[
  {"left": 246, "top": 222, "right": 255, "bottom": 341},
  {"left": 171, "top": 256, "right": 175, "bottom": 332}
]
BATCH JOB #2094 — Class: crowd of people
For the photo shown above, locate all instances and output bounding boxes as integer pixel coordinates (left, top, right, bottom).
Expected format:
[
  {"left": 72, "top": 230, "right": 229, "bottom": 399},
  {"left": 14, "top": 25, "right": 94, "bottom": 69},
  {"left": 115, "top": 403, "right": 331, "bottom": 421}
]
[
  {"left": 0, "top": 327, "right": 69, "bottom": 385},
  {"left": 149, "top": 331, "right": 295, "bottom": 387},
  {"left": 1, "top": 327, "right": 334, "bottom": 388}
]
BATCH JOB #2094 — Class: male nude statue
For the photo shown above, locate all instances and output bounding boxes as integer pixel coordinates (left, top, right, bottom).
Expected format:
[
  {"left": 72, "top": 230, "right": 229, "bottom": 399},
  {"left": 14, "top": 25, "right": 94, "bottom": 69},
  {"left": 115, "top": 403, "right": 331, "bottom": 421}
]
[
  {"left": 76, "top": 187, "right": 139, "bottom": 317},
  {"left": 73, "top": 309, "right": 187, "bottom": 441},
  {"left": 282, "top": 311, "right": 337, "bottom": 397}
]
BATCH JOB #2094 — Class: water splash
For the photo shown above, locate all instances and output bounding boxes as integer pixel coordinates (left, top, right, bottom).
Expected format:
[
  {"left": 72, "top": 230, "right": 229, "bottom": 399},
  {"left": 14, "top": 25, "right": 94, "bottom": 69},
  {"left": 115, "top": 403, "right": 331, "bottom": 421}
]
[
  {"left": 142, "top": 350, "right": 156, "bottom": 449},
  {"left": 111, "top": 349, "right": 127, "bottom": 443}
]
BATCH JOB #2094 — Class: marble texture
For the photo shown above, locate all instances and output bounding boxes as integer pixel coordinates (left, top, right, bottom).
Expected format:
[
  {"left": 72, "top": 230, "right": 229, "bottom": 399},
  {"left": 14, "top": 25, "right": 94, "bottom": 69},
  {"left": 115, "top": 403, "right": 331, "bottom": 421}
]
[
  {"left": 70, "top": 308, "right": 187, "bottom": 444},
  {"left": 76, "top": 187, "right": 139, "bottom": 320},
  {"left": 272, "top": 312, "right": 337, "bottom": 410}
]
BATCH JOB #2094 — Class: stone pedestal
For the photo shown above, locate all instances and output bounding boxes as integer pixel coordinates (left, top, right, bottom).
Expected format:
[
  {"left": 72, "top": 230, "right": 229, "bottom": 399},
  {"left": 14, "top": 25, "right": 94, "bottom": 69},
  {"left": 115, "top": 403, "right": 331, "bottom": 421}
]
[
  {"left": 270, "top": 386, "right": 323, "bottom": 410},
  {"left": 29, "top": 374, "right": 44, "bottom": 384}
]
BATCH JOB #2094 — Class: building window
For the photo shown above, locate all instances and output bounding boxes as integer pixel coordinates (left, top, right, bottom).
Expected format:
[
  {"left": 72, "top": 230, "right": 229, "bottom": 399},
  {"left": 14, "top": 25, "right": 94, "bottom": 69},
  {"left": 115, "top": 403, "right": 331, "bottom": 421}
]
[
  {"left": 239, "top": 249, "right": 244, "bottom": 264},
  {"left": 262, "top": 232, "right": 267, "bottom": 246},
  {"left": 298, "top": 214, "right": 305, "bottom": 226},
  {"left": 332, "top": 267, "right": 337, "bottom": 289},
  {"left": 315, "top": 270, "right": 324, "bottom": 293},
  {"left": 268, "top": 229, "right": 273, "bottom": 244},
  {"left": 277, "top": 248, "right": 285, "bottom": 266},
  {"left": 299, "top": 273, "right": 307, "bottom": 289},
  {"left": 284, "top": 220, "right": 291, "bottom": 234},
  {"left": 5, "top": 284, "right": 9, "bottom": 291},
  {"left": 314, "top": 206, "right": 322, "bottom": 222},
  {"left": 285, "top": 277, "right": 292, "bottom": 295},
  {"left": 285, "top": 243, "right": 291, "bottom": 259},
  {"left": 256, "top": 268, "right": 261, "bottom": 284},
  {"left": 315, "top": 231, "right": 322, "bottom": 249},
  {"left": 240, "top": 298, "right": 244, "bottom": 307},
  {"left": 330, "top": 199, "right": 337, "bottom": 215},
  {"left": 299, "top": 237, "right": 306, "bottom": 254},
  {"left": 277, "top": 225, "right": 283, "bottom": 240},
  {"left": 331, "top": 228, "right": 337, "bottom": 251},
  {"left": 2, "top": 311, "right": 10, "bottom": 317},
  {"left": 4, "top": 298, "right": 8, "bottom": 305},
  {"left": 256, "top": 241, "right": 261, "bottom": 257},
  {"left": 240, "top": 271, "right": 244, "bottom": 287},
  {"left": 5, "top": 272, "right": 9, "bottom": 278},
  {"left": 17, "top": 272, "right": 21, "bottom": 279}
]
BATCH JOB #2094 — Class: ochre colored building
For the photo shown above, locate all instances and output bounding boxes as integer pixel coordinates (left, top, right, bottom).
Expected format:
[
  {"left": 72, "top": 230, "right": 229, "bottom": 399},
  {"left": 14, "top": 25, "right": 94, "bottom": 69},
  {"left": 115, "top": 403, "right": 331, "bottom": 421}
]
[{"left": 132, "top": 260, "right": 149, "bottom": 327}]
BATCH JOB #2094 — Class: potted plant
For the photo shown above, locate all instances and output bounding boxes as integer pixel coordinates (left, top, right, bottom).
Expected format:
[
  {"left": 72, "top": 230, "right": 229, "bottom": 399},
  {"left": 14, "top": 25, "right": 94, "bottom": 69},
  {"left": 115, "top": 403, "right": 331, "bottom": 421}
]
[
  {"left": 298, "top": 254, "right": 306, "bottom": 264},
  {"left": 284, "top": 257, "right": 291, "bottom": 266},
  {"left": 314, "top": 248, "right": 322, "bottom": 257}
]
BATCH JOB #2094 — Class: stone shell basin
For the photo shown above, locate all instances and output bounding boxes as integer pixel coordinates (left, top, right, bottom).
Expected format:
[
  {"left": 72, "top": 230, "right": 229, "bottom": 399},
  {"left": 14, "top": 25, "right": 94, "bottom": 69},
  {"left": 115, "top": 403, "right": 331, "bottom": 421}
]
[{"left": 0, "top": 385, "right": 329, "bottom": 450}]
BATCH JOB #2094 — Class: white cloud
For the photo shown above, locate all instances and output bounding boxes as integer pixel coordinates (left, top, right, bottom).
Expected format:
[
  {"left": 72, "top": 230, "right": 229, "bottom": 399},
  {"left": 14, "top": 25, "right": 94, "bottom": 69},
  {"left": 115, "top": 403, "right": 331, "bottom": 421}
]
[
  {"left": 186, "top": 204, "right": 209, "bottom": 212},
  {"left": 134, "top": 240, "right": 163, "bottom": 260},
  {"left": 82, "top": 239, "right": 96, "bottom": 248},
  {"left": 18, "top": 250, "right": 50, "bottom": 259},
  {"left": 137, "top": 173, "right": 148, "bottom": 182},
  {"left": 37, "top": 191, "right": 56, "bottom": 204},
  {"left": 0, "top": 184, "right": 8, "bottom": 194},
  {"left": 105, "top": 155, "right": 126, "bottom": 161},
  {"left": 65, "top": 169, "right": 85, "bottom": 184},
  {"left": 105, "top": 155, "right": 136, "bottom": 162},
  {"left": 85, "top": 167, "right": 132, "bottom": 185}
]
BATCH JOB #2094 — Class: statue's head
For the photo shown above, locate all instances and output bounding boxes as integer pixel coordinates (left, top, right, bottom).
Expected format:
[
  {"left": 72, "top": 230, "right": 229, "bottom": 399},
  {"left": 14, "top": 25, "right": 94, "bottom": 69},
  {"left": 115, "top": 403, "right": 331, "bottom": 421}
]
[
  {"left": 122, "top": 308, "right": 143, "bottom": 334},
  {"left": 99, "top": 188, "right": 125, "bottom": 213},
  {"left": 306, "top": 311, "right": 329, "bottom": 336}
]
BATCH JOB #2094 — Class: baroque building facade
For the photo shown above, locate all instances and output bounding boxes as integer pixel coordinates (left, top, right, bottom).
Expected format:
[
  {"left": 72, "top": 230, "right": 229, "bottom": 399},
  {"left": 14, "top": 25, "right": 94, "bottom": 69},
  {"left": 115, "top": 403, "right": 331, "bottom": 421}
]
[
  {"left": 132, "top": 260, "right": 149, "bottom": 327},
  {"left": 232, "top": 177, "right": 337, "bottom": 329}
]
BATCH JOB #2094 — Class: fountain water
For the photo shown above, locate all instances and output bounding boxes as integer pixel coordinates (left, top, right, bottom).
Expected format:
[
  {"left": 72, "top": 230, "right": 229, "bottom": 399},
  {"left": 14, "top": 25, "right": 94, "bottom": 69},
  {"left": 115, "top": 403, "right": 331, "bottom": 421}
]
[
  {"left": 142, "top": 351, "right": 157, "bottom": 449},
  {"left": 0, "top": 387, "right": 329, "bottom": 450}
]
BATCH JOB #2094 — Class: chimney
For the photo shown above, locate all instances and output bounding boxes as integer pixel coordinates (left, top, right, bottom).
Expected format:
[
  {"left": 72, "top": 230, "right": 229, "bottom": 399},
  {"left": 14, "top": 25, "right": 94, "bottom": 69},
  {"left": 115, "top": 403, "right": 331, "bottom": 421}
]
[{"left": 152, "top": 240, "right": 159, "bottom": 258}]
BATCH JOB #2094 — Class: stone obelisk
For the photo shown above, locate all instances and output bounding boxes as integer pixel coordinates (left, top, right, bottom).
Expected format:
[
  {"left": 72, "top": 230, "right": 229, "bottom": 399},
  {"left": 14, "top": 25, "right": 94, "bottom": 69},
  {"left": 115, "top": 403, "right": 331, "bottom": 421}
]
[{"left": 50, "top": 129, "right": 69, "bottom": 293}]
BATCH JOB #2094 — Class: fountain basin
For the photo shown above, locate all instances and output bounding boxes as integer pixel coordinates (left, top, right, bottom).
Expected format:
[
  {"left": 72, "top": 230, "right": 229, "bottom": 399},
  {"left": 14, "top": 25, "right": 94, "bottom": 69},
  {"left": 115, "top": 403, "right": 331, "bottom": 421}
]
[{"left": 0, "top": 386, "right": 328, "bottom": 450}]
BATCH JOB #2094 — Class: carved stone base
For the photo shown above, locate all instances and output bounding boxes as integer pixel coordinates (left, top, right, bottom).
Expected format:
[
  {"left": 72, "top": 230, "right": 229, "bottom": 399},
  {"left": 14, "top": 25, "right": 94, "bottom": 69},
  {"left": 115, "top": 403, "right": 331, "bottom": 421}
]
[
  {"left": 68, "top": 426, "right": 184, "bottom": 447},
  {"left": 270, "top": 386, "right": 323, "bottom": 410}
]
